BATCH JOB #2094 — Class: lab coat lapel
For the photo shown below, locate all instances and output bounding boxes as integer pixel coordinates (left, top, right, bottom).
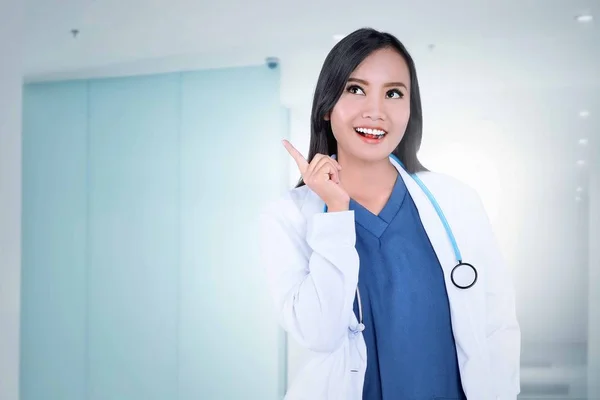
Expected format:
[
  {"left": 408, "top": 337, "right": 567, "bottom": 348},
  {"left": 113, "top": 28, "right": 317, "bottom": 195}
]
[
  {"left": 300, "top": 159, "right": 472, "bottom": 333},
  {"left": 302, "top": 158, "right": 456, "bottom": 281},
  {"left": 301, "top": 159, "right": 458, "bottom": 274},
  {"left": 392, "top": 159, "right": 480, "bottom": 366},
  {"left": 394, "top": 164, "right": 456, "bottom": 275}
]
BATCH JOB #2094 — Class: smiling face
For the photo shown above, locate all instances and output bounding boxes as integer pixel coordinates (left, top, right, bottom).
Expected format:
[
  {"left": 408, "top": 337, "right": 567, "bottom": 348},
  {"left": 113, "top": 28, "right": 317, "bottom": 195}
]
[{"left": 327, "top": 47, "right": 411, "bottom": 163}]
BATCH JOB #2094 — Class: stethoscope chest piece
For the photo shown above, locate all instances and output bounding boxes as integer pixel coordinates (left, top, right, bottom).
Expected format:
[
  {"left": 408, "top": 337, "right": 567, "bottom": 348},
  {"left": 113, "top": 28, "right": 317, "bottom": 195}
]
[{"left": 451, "top": 262, "right": 478, "bottom": 289}]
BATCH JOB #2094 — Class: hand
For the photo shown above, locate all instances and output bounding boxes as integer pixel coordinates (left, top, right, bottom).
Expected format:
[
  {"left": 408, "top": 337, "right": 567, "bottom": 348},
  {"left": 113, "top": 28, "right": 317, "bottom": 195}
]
[{"left": 282, "top": 140, "right": 350, "bottom": 211}]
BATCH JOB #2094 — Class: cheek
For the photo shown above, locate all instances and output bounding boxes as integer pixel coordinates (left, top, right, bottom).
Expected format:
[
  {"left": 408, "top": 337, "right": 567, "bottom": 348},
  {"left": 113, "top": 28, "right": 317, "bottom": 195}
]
[
  {"left": 330, "top": 101, "right": 357, "bottom": 133},
  {"left": 390, "top": 105, "right": 411, "bottom": 133}
]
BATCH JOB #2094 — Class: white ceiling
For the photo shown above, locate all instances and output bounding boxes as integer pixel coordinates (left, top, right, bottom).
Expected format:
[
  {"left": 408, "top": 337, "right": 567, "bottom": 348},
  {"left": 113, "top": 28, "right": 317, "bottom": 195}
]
[
  {"left": 23, "top": 0, "right": 600, "bottom": 84},
  {"left": 22, "top": 0, "right": 600, "bottom": 355}
]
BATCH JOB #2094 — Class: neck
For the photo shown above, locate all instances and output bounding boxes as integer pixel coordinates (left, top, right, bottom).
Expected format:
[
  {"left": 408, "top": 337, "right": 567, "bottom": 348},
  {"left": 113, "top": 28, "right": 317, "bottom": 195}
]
[{"left": 337, "top": 151, "right": 398, "bottom": 201}]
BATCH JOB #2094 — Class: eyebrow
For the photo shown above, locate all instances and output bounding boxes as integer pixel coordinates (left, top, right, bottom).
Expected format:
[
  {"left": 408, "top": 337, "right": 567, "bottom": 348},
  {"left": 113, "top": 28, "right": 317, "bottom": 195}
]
[{"left": 347, "top": 77, "right": 407, "bottom": 89}]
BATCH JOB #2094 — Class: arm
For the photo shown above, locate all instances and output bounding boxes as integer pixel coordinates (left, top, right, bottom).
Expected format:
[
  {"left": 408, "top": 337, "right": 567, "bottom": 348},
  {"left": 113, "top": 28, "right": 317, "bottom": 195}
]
[
  {"left": 473, "top": 195, "right": 521, "bottom": 399},
  {"left": 259, "top": 197, "right": 359, "bottom": 353}
]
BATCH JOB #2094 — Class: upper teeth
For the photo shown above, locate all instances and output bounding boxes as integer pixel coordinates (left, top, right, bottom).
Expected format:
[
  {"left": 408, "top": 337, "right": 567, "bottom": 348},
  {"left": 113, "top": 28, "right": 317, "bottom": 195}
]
[{"left": 356, "top": 127, "right": 386, "bottom": 136}]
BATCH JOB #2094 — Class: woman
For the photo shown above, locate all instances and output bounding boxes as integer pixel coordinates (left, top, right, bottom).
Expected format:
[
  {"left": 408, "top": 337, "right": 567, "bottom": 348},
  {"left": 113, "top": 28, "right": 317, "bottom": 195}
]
[{"left": 259, "top": 27, "right": 520, "bottom": 400}]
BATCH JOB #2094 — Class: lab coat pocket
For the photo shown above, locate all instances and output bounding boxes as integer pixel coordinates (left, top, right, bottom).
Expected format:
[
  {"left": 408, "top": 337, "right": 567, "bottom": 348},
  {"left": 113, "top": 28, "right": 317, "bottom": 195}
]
[{"left": 284, "top": 344, "right": 351, "bottom": 400}]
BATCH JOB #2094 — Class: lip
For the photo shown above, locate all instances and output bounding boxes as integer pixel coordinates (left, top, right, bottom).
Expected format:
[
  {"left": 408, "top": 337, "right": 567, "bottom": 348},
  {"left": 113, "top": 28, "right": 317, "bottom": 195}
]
[
  {"left": 354, "top": 126, "right": 387, "bottom": 144},
  {"left": 356, "top": 133, "right": 386, "bottom": 144}
]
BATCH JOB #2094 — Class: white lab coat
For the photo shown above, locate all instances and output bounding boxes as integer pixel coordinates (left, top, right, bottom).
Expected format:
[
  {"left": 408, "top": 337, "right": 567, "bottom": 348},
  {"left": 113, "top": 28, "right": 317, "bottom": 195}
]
[{"left": 259, "top": 158, "right": 521, "bottom": 400}]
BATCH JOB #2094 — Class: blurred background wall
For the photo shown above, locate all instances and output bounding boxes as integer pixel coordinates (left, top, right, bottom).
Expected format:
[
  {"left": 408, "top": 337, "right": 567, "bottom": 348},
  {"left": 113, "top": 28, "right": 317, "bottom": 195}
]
[{"left": 0, "top": 0, "right": 598, "bottom": 399}]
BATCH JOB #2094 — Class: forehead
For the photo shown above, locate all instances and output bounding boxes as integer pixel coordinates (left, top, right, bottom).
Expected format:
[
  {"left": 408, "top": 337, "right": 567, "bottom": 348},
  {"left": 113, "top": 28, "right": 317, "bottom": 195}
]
[{"left": 349, "top": 47, "right": 410, "bottom": 83}]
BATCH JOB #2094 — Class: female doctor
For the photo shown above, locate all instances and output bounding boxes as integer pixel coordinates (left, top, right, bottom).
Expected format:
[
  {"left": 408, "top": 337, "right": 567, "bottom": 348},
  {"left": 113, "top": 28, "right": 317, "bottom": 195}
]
[{"left": 259, "top": 27, "right": 521, "bottom": 400}]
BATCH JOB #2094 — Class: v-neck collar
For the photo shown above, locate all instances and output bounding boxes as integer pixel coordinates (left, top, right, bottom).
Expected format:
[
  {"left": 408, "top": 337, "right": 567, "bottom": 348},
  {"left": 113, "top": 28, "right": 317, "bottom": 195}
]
[
  {"left": 349, "top": 174, "right": 407, "bottom": 238},
  {"left": 300, "top": 154, "right": 479, "bottom": 354}
]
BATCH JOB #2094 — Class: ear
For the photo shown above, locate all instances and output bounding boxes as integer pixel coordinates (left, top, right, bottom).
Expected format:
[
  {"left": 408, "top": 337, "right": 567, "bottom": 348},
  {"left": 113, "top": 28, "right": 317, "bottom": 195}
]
[{"left": 324, "top": 111, "right": 330, "bottom": 121}]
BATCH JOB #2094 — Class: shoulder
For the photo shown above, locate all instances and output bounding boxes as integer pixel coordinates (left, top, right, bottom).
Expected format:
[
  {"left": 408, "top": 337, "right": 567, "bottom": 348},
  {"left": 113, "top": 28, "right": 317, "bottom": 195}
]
[
  {"left": 415, "top": 170, "right": 478, "bottom": 198},
  {"left": 258, "top": 184, "right": 334, "bottom": 251},
  {"left": 414, "top": 170, "right": 487, "bottom": 218},
  {"left": 259, "top": 185, "right": 314, "bottom": 228}
]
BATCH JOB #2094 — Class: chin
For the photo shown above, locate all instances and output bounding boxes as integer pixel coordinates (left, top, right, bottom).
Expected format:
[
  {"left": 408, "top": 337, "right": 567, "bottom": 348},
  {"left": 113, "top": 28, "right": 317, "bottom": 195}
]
[{"left": 344, "top": 145, "right": 396, "bottom": 163}]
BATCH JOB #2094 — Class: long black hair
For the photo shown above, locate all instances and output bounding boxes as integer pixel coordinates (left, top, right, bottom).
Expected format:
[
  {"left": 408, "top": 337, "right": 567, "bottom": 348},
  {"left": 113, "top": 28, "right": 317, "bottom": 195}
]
[{"left": 296, "top": 27, "right": 427, "bottom": 188}]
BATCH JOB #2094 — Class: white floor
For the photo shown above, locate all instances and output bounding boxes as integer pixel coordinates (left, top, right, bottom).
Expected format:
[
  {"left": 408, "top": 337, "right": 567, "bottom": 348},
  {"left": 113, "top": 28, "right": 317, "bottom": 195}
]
[
  {"left": 287, "top": 339, "right": 593, "bottom": 399},
  {"left": 519, "top": 365, "right": 588, "bottom": 399}
]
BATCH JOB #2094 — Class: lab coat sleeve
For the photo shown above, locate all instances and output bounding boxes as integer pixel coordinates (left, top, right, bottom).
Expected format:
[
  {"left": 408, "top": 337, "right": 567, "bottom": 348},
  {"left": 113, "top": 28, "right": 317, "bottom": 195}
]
[
  {"left": 472, "top": 194, "right": 521, "bottom": 400},
  {"left": 259, "top": 197, "right": 360, "bottom": 353}
]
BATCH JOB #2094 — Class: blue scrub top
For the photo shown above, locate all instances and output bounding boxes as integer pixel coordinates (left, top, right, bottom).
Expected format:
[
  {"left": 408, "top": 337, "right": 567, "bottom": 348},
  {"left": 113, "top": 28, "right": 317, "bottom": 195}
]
[{"left": 351, "top": 174, "right": 466, "bottom": 400}]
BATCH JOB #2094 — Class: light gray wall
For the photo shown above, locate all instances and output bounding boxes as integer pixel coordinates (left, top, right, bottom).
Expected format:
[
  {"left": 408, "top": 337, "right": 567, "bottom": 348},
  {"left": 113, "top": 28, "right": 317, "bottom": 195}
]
[
  {"left": 588, "top": 143, "right": 600, "bottom": 398},
  {"left": 0, "top": 1, "right": 23, "bottom": 400}
]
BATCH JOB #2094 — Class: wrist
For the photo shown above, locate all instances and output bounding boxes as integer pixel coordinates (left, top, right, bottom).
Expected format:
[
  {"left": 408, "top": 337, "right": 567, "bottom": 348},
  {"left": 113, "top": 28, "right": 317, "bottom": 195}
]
[{"left": 327, "top": 200, "right": 350, "bottom": 212}]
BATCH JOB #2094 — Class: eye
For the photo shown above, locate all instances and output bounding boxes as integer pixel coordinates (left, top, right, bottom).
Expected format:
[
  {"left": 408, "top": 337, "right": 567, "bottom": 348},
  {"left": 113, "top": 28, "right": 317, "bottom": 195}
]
[
  {"left": 387, "top": 89, "right": 404, "bottom": 99},
  {"left": 347, "top": 85, "right": 365, "bottom": 95}
]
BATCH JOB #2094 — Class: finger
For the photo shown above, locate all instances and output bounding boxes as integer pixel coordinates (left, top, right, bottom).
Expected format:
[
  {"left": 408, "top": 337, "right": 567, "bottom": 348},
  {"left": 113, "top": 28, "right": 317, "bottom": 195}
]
[
  {"left": 312, "top": 154, "right": 342, "bottom": 171},
  {"left": 331, "top": 158, "right": 342, "bottom": 170},
  {"left": 316, "top": 157, "right": 341, "bottom": 183},
  {"left": 315, "top": 160, "right": 340, "bottom": 184},
  {"left": 309, "top": 155, "right": 338, "bottom": 175},
  {"left": 310, "top": 157, "right": 340, "bottom": 184},
  {"left": 306, "top": 154, "right": 325, "bottom": 176},
  {"left": 282, "top": 140, "right": 308, "bottom": 173}
]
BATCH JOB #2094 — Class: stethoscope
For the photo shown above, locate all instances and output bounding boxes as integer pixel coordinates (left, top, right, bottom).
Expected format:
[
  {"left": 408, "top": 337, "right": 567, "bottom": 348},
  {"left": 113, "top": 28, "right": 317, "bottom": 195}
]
[{"left": 324, "top": 154, "right": 478, "bottom": 333}]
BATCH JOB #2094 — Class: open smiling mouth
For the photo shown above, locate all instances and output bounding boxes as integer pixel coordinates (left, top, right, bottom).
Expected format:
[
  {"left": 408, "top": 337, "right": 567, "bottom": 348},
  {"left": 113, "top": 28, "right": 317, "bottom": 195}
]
[{"left": 354, "top": 127, "right": 387, "bottom": 142}]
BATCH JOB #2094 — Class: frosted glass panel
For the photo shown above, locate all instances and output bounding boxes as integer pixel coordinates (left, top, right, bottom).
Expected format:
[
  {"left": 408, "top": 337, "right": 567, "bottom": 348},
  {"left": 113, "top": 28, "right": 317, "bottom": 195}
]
[
  {"left": 21, "top": 81, "right": 88, "bottom": 400},
  {"left": 21, "top": 65, "right": 286, "bottom": 400},
  {"left": 87, "top": 74, "right": 180, "bottom": 400},
  {"left": 178, "top": 66, "right": 286, "bottom": 400}
]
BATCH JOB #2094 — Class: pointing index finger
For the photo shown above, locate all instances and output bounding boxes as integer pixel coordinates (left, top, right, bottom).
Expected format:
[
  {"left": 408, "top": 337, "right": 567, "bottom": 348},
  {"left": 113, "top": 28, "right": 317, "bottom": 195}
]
[{"left": 282, "top": 140, "right": 309, "bottom": 173}]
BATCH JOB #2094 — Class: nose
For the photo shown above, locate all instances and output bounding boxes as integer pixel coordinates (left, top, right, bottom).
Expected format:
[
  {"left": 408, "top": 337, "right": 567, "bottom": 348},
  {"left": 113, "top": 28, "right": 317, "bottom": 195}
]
[{"left": 361, "top": 96, "right": 385, "bottom": 121}]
